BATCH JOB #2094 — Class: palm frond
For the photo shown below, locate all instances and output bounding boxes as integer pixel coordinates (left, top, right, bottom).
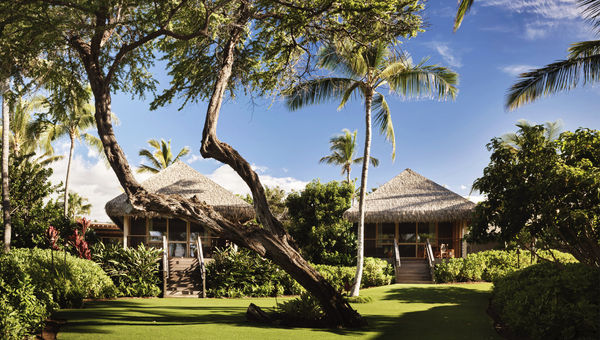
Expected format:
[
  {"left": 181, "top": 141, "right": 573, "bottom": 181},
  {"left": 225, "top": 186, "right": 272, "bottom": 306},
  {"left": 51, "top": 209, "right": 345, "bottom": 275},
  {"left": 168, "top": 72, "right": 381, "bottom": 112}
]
[
  {"left": 580, "top": 0, "right": 600, "bottom": 33},
  {"left": 318, "top": 42, "right": 367, "bottom": 78},
  {"left": 36, "top": 154, "right": 64, "bottom": 166},
  {"left": 82, "top": 133, "right": 107, "bottom": 160},
  {"left": 136, "top": 164, "right": 161, "bottom": 174},
  {"left": 372, "top": 93, "right": 396, "bottom": 160},
  {"left": 354, "top": 156, "right": 379, "bottom": 167},
  {"left": 138, "top": 148, "right": 163, "bottom": 170},
  {"left": 506, "top": 54, "right": 600, "bottom": 110},
  {"left": 454, "top": 0, "right": 475, "bottom": 32},
  {"left": 173, "top": 146, "right": 190, "bottom": 161},
  {"left": 284, "top": 78, "right": 355, "bottom": 111},
  {"left": 568, "top": 40, "right": 600, "bottom": 58},
  {"left": 337, "top": 82, "right": 362, "bottom": 111},
  {"left": 387, "top": 62, "right": 459, "bottom": 101}
]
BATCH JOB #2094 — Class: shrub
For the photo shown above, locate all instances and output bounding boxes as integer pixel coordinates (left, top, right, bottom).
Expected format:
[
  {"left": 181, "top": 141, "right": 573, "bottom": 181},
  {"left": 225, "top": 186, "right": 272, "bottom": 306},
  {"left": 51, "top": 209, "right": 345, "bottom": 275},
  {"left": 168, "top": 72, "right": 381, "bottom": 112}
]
[
  {"left": 434, "top": 249, "right": 576, "bottom": 283},
  {"left": 276, "top": 292, "right": 324, "bottom": 326},
  {"left": 92, "top": 242, "right": 162, "bottom": 297},
  {"left": 9, "top": 248, "right": 116, "bottom": 308},
  {"left": 492, "top": 262, "right": 599, "bottom": 339},
  {"left": 205, "top": 247, "right": 393, "bottom": 298},
  {"left": 0, "top": 255, "right": 52, "bottom": 339},
  {"left": 205, "top": 246, "right": 294, "bottom": 298}
]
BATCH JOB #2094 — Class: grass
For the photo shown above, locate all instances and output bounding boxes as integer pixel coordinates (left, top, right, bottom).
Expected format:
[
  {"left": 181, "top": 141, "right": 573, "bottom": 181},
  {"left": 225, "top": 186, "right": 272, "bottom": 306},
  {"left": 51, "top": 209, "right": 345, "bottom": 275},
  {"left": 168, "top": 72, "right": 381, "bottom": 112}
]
[{"left": 54, "top": 283, "right": 500, "bottom": 340}]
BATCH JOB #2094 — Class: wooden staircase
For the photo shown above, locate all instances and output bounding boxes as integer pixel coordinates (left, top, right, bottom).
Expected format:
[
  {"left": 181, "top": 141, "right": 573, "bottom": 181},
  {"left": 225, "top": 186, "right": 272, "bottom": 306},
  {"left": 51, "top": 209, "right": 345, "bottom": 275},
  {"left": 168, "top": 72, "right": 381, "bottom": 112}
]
[
  {"left": 165, "top": 258, "right": 202, "bottom": 297},
  {"left": 395, "top": 258, "right": 432, "bottom": 284}
]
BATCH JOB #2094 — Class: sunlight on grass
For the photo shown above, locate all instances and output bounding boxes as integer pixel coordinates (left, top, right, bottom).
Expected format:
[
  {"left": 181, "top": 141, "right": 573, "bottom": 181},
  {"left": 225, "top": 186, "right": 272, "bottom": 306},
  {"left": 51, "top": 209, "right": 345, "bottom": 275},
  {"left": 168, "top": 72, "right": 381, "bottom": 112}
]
[{"left": 55, "top": 283, "right": 500, "bottom": 340}]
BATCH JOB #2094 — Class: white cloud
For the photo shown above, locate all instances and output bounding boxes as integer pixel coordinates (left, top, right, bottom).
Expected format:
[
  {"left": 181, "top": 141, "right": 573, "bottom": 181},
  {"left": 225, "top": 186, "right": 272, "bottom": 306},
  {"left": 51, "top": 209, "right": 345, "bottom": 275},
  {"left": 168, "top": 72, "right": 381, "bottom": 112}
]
[
  {"left": 208, "top": 165, "right": 308, "bottom": 195},
  {"left": 186, "top": 154, "right": 203, "bottom": 164},
  {"left": 431, "top": 43, "right": 462, "bottom": 68},
  {"left": 251, "top": 164, "right": 268, "bottom": 174},
  {"left": 481, "top": 0, "right": 581, "bottom": 20},
  {"left": 460, "top": 184, "right": 468, "bottom": 191},
  {"left": 464, "top": 195, "right": 486, "bottom": 204},
  {"left": 501, "top": 64, "right": 537, "bottom": 76}
]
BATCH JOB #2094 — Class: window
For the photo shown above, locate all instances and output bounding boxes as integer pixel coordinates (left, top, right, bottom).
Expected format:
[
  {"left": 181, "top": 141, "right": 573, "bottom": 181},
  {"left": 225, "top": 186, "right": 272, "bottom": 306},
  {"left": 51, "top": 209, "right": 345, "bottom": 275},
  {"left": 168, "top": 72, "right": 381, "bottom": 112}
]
[{"left": 149, "top": 218, "right": 167, "bottom": 242}]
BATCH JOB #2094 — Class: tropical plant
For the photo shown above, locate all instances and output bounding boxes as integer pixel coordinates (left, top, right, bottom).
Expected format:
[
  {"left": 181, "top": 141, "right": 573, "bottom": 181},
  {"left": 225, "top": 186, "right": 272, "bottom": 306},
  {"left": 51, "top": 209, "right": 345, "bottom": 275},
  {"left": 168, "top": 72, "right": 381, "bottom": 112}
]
[
  {"left": 285, "top": 180, "right": 356, "bottom": 266},
  {"left": 453, "top": 0, "right": 600, "bottom": 110},
  {"left": 320, "top": 129, "right": 378, "bottom": 183},
  {"left": 500, "top": 119, "right": 563, "bottom": 150},
  {"left": 137, "top": 139, "right": 190, "bottom": 174},
  {"left": 472, "top": 124, "right": 600, "bottom": 267},
  {"left": 44, "top": 88, "right": 104, "bottom": 217},
  {"left": 61, "top": 192, "right": 91, "bottom": 220},
  {"left": 285, "top": 41, "right": 458, "bottom": 295}
]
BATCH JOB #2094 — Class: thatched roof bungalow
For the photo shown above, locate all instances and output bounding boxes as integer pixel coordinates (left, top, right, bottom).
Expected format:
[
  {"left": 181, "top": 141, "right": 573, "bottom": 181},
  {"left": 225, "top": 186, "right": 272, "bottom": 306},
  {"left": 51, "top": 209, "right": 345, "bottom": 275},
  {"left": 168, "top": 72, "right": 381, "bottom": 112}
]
[
  {"left": 344, "top": 169, "right": 475, "bottom": 259},
  {"left": 105, "top": 161, "right": 253, "bottom": 258}
]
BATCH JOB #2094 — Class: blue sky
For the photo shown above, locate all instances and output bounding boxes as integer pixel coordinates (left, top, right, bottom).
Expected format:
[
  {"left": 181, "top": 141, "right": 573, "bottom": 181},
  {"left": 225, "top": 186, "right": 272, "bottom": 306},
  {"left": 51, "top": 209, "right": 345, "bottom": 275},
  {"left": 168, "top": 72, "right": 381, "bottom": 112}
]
[{"left": 52, "top": 0, "right": 600, "bottom": 221}]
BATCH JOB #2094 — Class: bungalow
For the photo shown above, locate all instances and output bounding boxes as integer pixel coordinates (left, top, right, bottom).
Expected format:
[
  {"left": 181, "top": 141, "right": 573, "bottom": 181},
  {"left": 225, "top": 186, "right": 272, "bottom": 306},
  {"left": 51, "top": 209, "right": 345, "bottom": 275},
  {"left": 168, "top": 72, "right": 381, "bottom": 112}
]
[
  {"left": 344, "top": 168, "right": 475, "bottom": 260},
  {"left": 104, "top": 161, "right": 254, "bottom": 258}
]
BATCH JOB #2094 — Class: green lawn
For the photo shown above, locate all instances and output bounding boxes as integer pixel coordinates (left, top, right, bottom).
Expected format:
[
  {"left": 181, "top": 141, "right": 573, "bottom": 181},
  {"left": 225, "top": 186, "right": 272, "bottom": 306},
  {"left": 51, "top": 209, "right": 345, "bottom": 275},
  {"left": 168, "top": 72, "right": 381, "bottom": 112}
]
[{"left": 54, "top": 283, "right": 500, "bottom": 340}]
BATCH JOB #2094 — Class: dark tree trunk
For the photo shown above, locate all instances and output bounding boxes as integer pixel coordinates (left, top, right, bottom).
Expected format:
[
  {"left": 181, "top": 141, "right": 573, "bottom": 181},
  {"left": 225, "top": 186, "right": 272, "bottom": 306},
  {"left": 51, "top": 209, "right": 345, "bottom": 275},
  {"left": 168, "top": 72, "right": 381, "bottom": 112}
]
[
  {"left": 1, "top": 79, "right": 10, "bottom": 253},
  {"left": 70, "top": 5, "right": 364, "bottom": 329}
]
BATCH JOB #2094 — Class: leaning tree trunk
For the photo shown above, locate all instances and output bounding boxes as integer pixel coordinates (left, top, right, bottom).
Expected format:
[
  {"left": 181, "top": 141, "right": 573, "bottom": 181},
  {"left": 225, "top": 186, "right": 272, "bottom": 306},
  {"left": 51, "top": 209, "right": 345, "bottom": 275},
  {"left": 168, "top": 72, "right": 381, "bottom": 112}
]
[
  {"left": 350, "top": 89, "right": 374, "bottom": 297},
  {"left": 63, "top": 132, "right": 75, "bottom": 218},
  {"left": 1, "top": 79, "right": 10, "bottom": 253},
  {"left": 72, "top": 8, "right": 363, "bottom": 329}
]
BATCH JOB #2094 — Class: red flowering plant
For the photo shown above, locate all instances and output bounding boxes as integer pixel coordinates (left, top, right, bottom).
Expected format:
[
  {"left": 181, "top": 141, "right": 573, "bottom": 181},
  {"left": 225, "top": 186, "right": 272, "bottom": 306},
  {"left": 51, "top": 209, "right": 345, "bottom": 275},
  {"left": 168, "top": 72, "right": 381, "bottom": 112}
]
[
  {"left": 69, "top": 218, "right": 91, "bottom": 260},
  {"left": 46, "top": 226, "right": 61, "bottom": 250}
]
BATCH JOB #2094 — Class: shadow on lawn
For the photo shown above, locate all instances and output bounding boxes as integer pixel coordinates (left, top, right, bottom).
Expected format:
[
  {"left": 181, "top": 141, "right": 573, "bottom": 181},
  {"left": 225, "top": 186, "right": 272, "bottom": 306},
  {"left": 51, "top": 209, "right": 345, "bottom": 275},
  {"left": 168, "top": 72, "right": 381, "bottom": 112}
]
[
  {"left": 54, "top": 301, "right": 368, "bottom": 337},
  {"left": 366, "top": 286, "right": 498, "bottom": 340}
]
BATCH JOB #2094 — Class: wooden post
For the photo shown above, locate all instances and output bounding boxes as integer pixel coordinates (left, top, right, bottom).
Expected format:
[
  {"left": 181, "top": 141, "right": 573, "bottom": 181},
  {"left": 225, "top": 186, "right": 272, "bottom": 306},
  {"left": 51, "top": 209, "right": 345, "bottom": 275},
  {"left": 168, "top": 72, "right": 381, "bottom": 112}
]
[
  {"left": 162, "top": 235, "right": 168, "bottom": 298},
  {"left": 196, "top": 235, "right": 206, "bottom": 298},
  {"left": 123, "top": 216, "right": 130, "bottom": 249}
]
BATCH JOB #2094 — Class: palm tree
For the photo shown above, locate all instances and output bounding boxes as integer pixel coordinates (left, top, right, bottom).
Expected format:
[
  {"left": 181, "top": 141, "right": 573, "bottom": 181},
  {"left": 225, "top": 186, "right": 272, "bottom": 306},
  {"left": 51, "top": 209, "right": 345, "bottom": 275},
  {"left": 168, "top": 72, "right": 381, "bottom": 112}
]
[
  {"left": 320, "top": 129, "right": 379, "bottom": 184},
  {"left": 45, "top": 88, "right": 104, "bottom": 218},
  {"left": 501, "top": 119, "right": 564, "bottom": 150},
  {"left": 137, "top": 139, "right": 190, "bottom": 174},
  {"left": 63, "top": 192, "right": 92, "bottom": 220},
  {"left": 454, "top": 0, "right": 600, "bottom": 110},
  {"left": 285, "top": 41, "right": 458, "bottom": 296},
  {"left": 7, "top": 95, "right": 62, "bottom": 165}
]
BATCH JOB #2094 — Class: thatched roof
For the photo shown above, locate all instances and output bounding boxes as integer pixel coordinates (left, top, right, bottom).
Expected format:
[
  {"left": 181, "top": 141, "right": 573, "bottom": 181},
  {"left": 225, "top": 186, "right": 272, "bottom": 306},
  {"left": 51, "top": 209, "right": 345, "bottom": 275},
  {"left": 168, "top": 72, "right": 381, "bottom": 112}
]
[
  {"left": 344, "top": 168, "right": 475, "bottom": 223},
  {"left": 105, "top": 161, "right": 254, "bottom": 221}
]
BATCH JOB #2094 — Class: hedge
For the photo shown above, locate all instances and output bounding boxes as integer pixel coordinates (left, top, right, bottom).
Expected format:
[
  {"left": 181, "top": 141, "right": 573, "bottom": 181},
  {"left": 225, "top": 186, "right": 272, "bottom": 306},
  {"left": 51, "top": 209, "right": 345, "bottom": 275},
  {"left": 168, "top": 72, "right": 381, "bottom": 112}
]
[
  {"left": 492, "top": 262, "right": 599, "bottom": 339},
  {"left": 434, "top": 249, "right": 577, "bottom": 283}
]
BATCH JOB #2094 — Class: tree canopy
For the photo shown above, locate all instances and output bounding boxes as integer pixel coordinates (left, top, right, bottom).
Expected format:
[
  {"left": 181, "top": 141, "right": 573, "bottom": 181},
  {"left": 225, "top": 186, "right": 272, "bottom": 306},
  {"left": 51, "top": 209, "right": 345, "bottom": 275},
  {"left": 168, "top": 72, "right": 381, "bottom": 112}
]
[{"left": 471, "top": 124, "right": 600, "bottom": 267}]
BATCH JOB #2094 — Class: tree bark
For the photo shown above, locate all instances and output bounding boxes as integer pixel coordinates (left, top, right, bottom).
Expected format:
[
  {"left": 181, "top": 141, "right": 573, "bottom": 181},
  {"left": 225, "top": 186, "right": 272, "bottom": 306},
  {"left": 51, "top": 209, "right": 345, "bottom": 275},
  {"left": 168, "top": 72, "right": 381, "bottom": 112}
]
[
  {"left": 350, "top": 89, "right": 374, "bottom": 297},
  {"left": 63, "top": 132, "right": 75, "bottom": 218},
  {"left": 71, "top": 5, "right": 364, "bottom": 329},
  {"left": 1, "top": 78, "right": 10, "bottom": 253}
]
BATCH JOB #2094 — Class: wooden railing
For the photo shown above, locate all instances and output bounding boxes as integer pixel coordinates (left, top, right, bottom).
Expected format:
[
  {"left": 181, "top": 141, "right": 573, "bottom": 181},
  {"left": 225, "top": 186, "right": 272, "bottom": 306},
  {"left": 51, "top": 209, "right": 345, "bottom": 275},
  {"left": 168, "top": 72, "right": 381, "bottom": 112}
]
[
  {"left": 162, "top": 235, "right": 168, "bottom": 298},
  {"left": 425, "top": 238, "right": 435, "bottom": 281},
  {"left": 196, "top": 236, "right": 207, "bottom": 298}
]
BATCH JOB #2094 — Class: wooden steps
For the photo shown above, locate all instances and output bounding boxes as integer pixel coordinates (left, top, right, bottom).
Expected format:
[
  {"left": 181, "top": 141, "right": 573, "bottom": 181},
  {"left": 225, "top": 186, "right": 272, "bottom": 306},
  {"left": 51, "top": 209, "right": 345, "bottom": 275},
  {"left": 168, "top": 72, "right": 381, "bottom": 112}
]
[
  {"left": 166, "top": 258, "right": 201, "bottom": 297},
  {"left": 395, "top": 258, "right": 432, "bottom": 284}
]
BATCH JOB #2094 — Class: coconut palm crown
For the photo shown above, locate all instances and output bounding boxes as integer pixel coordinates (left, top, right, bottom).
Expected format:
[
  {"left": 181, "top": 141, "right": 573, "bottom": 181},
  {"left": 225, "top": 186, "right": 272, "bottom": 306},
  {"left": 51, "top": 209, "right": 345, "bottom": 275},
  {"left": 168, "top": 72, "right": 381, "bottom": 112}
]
[
  {"left": 286, "top": 41, "right": 458, "bottom": 159},
  {"left": 320, "top": 129, "right": 379, "bottom": 184},
  {"left": 137, "top": 138, "right": 190, "bottom": 174}
]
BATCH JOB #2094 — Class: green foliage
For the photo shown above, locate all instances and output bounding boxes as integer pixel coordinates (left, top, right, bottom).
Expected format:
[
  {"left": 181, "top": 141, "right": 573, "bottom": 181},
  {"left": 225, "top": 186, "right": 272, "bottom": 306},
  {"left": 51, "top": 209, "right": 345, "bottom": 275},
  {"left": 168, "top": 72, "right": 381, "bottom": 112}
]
[
  {"left": 91, "top": 243, "right": 162, "bottom": 297},
  {"left": 285, "top": 180, "right": 356, "bottom": 266},
  {"left": 492, "top": 262, "right": 600, "bottom": 339},
  {"left": 434, "top": 249, "right": 577, "bottom": 283},
  {"left": 345, "top": 295, "right": 373, "bottom": 304},
  {"left": 0, "top": 254, "right": 52, "bottom": 339},
  {"left": 205, "top": 246, "right": 293, "bottom": 298},
  {"left": 9, "top": 248, "right": 116, "bottom": 308},
  {"left": 137, "top": 139, "right": 190, "bottom": 174},
  {"left": 204, "top": 246, "right": 392, "bottom": 297},
  {"left": 472, "top": 125, "right": 600, "bottom": 267},
  {"left": 276, "top": 292, "right": 324, "bottom": 326},
  {"left": 3, "top": 152, "right": 67, "bottom": 248}
]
